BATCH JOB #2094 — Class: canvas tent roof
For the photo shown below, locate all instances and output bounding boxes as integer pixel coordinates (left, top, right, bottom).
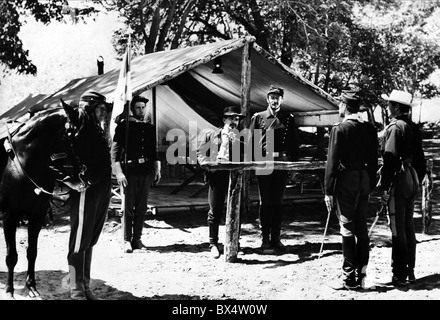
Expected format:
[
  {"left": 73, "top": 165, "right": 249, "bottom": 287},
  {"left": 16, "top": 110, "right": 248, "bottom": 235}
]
[{"left": 0, "top": 37, "right": 339, "bottom": 146}]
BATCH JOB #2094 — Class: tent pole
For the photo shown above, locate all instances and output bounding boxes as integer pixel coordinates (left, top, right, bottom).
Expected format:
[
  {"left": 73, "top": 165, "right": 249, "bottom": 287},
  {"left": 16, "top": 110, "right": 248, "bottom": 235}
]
[
  {"left": 152, "top": 86, "right": 157, "bottom": 128},
  {"left": 240, "top": 40, "right": 253, "bottom": 220},
  {"left": 225, "top": 40, "right": 252, "bottom": 262},
  {"left": 152, "top": 86, "right": 158, "bottom": 154}
]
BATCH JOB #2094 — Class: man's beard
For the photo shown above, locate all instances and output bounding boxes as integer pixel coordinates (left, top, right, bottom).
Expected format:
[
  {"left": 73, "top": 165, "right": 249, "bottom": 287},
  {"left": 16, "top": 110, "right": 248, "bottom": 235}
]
[{"left": 133, "top": 114, "right": 144, "bottom": 121}]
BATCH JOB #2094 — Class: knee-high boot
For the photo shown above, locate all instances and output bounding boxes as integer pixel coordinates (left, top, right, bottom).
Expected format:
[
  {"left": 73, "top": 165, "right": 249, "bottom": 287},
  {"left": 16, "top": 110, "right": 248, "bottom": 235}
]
[
  {"left": 259, "top": 205, "right": 270, "bottom": 246},
  {"left": 356, "top": 238, "right": 370, "bottom": 287},
  {"left": 208, "top": 222, "right": 219, "bottom": 245},
  {"left": 342, "top": 236, "right": 357, "bottom": 288},
  {"left": 391, "top": 236, "right": 407, "bottom": 279},
  {"left": 123, "top": 213, "right": 133, "bottom": 242},
  {"left": 270, "top": 205, "right": 282, "bottom": 245},
  {"left": 84, "top": 247, "right": 100, "bottom": 300},
  {"left": 132, "top": 214, "right": 146, "bottom": 249},
  {"left": 68, "top": 252, "right": 86, "bottom": 300}
]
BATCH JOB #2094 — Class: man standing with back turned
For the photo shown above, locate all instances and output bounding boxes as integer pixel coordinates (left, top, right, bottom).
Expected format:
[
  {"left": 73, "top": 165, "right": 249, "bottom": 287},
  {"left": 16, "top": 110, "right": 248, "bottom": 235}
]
[
  {"left": 379, "top": 89, "right": 426, "bottom": 287},
  {"left": 325, "top": 89, "right": 378, "bottom": 290}
]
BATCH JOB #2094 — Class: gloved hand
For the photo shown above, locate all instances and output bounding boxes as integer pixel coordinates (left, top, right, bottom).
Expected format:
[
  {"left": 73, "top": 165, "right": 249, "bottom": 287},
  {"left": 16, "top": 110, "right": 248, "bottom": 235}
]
[
  {"left": 112, "top": 162, "right": 128, "bottom": 187},
  {"left": 381, "top": 190, "right": 390, "bottom": 204},
  {"left": 154, "top": 160, "right": 161, "bottom": 185},
  {"left": 116, "top": 172, "right": 127, "bottom": 187},
  {"left": 324, "top": 194, "right": 334, "bottom": 213},
  {"left": 63, "top": 180, "right": 88, "bottom": 193}
]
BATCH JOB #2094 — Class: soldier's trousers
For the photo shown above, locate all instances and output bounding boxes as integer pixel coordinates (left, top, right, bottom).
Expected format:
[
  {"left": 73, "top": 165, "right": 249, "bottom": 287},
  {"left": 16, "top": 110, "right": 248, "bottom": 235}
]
[
  {"left": 335, "top": 169, "right": 371, "bottom": 280},
  {"left": 206, "top": 171, "right": 230, "bottom": 245},
  {"left": 387, "top": 166, "right": 419, "bottom": 279},
  {"left": 256, "top": 170, "right": 288, "bottom": 241}
]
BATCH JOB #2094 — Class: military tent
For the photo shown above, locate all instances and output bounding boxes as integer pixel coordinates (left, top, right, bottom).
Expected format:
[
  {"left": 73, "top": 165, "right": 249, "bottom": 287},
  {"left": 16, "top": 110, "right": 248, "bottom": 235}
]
[{"left": 1, "top": 37, "right": 339, "bottom": 157}]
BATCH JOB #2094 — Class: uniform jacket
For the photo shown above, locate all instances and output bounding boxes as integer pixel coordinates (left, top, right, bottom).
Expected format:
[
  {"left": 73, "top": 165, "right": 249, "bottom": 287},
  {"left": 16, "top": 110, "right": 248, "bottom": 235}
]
[
  {"left": 249, "top": 107, "right": 298, "bottom": 161},
  {"left": 379, "top": 114, "right": 426, "bottom": 191},
  {"left": 111, "top": 116, "right": 158, "bottom": 175},
  {"left": 325, "top": 115, "right": 378, "bottom": 195}
]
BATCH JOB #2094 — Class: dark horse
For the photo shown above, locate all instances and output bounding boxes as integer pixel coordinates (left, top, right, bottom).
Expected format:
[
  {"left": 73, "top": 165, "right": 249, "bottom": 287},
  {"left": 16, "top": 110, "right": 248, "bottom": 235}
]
[{"left": 0, "top": 99, "right": 108, "bottom": 299}]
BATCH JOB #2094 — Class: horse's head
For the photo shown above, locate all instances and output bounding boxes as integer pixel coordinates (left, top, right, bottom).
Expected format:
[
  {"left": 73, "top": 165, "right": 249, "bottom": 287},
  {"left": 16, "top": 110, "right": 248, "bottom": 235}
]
[{"left": 60, "top": 98, "right": 86, "bottom": 137}]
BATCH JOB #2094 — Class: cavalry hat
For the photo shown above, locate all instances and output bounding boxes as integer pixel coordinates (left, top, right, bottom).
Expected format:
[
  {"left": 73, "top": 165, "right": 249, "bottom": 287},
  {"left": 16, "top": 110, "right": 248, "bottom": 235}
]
[
  {"left": 80, "top": 91, "right": 112, "bottom": 110},
  {"left": 223, "top": 106, "right": 244, "bottom": 118},
  {"left": 267, "top": 85, "right": 284, "bottom": 97},
  {"left": 381, "top": 90, "right": 416, "bottom": 107},
  {"left": 131, "top": 95, "right": 149, "bottom": 105},
  {"left": 340, "top": 89, "right": 361, "bottom": 112}
]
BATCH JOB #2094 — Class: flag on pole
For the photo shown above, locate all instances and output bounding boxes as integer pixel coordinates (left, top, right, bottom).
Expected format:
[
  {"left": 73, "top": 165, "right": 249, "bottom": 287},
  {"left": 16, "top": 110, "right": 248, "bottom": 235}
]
[{"left": 110, "top": 29, "right": 132, "bottom": 138}]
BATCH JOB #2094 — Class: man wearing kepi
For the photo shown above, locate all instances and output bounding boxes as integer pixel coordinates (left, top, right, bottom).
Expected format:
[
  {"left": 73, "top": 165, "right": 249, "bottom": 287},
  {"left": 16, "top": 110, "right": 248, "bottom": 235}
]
[
  {"left": 250, "top": 85, "right": 298, "bottom": 252},
  {"left": 111, "top": 95, "right": 161, "bottom": 253},
  {"left": 379, "top": 89, "right": 426, "bottom": 286},
  {"left": 66, "top": 91, "right": 113, "bottom": 300},
  {"left": 324, "top": 89, "right": 378, "bottom": 290},
  {"left": 197, "top": 106, "right": 245, "bottom": 259}
]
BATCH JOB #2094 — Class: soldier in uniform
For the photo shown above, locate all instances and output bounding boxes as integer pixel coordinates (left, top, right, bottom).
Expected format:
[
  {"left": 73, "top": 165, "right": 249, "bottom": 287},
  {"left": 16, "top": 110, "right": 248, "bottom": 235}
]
[
  {"left": 379, "top": 89, "right": 426, "bottom": 286},
  {"left": 66, "top": 91, "right": 113, "bottom": 300},
  {"left": 324, "top": 89, "right": 378, "bottom": 290},
  {"left": 197, "top": 106, "right": 245, "bottom": 259},
  {"left": 111, "top": 95, "right": 161, "bottom": 253},
  {"left": 250, "top": 85, "right": 298, "bottom": 252}
]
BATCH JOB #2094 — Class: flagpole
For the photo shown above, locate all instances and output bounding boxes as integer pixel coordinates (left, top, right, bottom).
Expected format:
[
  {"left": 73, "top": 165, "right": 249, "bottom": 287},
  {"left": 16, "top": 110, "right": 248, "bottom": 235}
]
[
  {"left": 123, "top": 28, "right": 132, "bottom": 218},
  {"left": 124, "top": 28, "right": 133, "bottom": 171}
]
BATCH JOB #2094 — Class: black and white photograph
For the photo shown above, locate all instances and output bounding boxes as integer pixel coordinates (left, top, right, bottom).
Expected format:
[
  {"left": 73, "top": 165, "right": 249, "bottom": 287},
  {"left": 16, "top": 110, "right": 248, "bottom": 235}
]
[{"left": 1, "top": 0, "right": 440, "bottom": 307}]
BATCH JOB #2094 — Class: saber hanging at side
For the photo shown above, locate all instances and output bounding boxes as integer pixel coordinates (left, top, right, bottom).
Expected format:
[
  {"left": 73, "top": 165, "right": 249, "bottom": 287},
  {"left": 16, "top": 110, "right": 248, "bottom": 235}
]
[
  {"left": 318, "top": 204, "right": 332, "bottom": 259},
  {"left": 368, "top": 203, "right": 387, "bottom": 237}
]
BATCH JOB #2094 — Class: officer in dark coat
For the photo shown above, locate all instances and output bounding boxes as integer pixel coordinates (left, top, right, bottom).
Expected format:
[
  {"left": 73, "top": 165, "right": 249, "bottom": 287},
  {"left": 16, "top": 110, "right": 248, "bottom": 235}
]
[
  {"left": 250, "top": 85, "right": 298, "bottom": 252},
  {"left": 111, "top": 95, "right": 161, "bottom": 253},
  {"left": 324, "top": 89, "right": 378, "bottom": 290},
  {"left": 197, "top": 106, "right": 245, "bottom": 259},
  {"left": 379, "top": 89, "right": 426, "bottom": 286},
  {"left": 66, "top": 90, "right": 113, "bottom": 300}
]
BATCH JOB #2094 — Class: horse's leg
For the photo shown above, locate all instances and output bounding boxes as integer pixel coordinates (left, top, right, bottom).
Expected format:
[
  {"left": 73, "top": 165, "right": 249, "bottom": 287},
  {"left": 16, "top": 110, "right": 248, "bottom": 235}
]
[
  {"left": 3, "top": 214, "right": 18, "bottom": 299},
  {"left": 25, "top": 212, "right": 45, "bottom": 298}
]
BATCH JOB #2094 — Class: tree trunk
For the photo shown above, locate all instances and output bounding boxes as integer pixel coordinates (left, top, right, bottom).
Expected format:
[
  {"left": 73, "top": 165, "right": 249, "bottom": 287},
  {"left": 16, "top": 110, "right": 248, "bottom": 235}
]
[
  {"left": 171, "top": 0, "right": 196, "bottom": 49},
  {"left": 157, "top": 0, "right": 178, "bottom": 51}
]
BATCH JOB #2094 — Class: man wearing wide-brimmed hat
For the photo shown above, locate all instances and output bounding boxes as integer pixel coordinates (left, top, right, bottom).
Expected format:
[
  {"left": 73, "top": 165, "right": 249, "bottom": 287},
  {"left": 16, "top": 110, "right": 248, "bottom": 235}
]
[
  {"left": 379, "top": 89, "right": 426, "bottom": 287},
  {"left": 324, "top": 88, "right": 378, "bottom": 290},
  {"left": 197, "top": 106, "right": 245, "bottom": 259}
]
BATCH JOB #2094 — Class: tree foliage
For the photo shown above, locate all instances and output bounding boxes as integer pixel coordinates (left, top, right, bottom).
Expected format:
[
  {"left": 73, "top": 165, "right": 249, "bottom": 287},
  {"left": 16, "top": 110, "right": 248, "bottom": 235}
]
[
  {"left": 1, "top": 0, "right": 62, "bottom": 77},
  {"left": 3, "top": 0, "right": 440, "bottom": 113},
  {"left": 0, "top": 0, "right": 102, "bottom": 79}
]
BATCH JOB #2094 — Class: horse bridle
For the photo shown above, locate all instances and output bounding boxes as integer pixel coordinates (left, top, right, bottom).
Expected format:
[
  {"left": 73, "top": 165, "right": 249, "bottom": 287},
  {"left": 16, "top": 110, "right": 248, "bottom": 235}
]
[
  {"left": 4, "top": 113, "right": 89, "bottom": 199},
  {"left": 61, "top": 115, "right": 90, "bottom": 188}
]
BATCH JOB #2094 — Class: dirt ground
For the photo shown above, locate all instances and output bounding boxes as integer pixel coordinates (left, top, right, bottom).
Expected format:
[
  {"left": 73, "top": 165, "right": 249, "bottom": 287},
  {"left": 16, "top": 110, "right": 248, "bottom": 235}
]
[{"left": 1, "top": 141, "right": 440, "bottom": 305}]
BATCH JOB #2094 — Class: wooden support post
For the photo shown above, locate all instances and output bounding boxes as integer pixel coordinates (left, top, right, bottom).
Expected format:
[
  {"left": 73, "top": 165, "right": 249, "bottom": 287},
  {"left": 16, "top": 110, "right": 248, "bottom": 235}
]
[
  {"left": 422, "top": 158, "right": 433, "bottom": 234},
  {"left": 240, "top": 38, "right": 252, "bottom": 219},
  {"left": 224, "top": 38, "right": 253, "bottom": 262},
  {"left": 224, "top": 170, "right": 243, "bottom": 262}
]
